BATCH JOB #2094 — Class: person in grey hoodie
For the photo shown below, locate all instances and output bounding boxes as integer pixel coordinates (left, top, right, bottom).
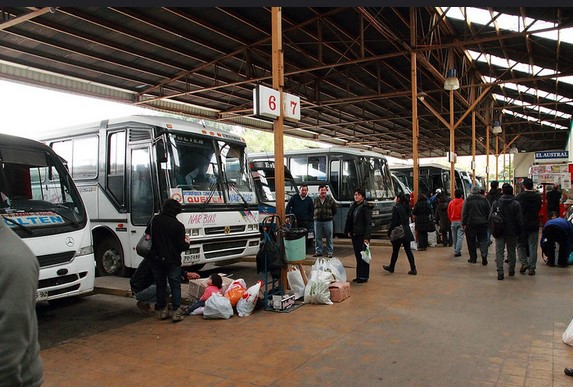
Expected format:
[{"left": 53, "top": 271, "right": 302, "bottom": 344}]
[
  {"left": 516, "top": 178, "right": 542, "bottom": 275},
  {"left": 0, "top": 221, "right": 44, "bottom": 386}
]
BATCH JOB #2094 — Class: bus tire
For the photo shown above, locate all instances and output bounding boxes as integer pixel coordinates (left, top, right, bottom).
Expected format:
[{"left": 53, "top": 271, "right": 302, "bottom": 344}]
[{"left": 96, "top": 237, "right": 128, "bottom": 277}]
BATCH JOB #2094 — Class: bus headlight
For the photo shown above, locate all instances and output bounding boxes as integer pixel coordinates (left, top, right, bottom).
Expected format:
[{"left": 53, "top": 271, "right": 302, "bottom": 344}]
[
  {"left": 372, "top": 209, "right": 380, "bottom": 215},
  {"left": 189, "top": 228, "right": 200, "bottom": 236},
  {"left": 76, "top": 245, "right": 93, "bottom": 257}
]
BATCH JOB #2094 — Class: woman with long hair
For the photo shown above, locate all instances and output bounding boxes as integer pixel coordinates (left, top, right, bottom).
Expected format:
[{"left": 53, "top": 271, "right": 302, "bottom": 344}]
[{"left": 383, "top": 193, "right": 417, "bottom": 275}]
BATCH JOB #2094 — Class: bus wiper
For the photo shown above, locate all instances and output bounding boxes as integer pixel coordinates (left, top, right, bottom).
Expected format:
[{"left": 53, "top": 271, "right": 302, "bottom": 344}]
[
  {"left": 50, "top": 205, "right": 80, "bottom": 228},
  {"left": 199, "top": 181, "right": 219, "bottom": 212},
  {"left": 1, "top": 215, "right": 33, "bottom": 235}
]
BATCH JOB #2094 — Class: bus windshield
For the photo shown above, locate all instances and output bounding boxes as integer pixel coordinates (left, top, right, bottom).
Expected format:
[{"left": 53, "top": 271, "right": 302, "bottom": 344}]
[
  {"left": 0, "top": 147, "right": 86, "bottom": 235},
  {"left": 359, "top": 156, "right": 394, "bottom": 200},
  {"left": 167, "top": 133, "right": 257, "bottom": 206}
]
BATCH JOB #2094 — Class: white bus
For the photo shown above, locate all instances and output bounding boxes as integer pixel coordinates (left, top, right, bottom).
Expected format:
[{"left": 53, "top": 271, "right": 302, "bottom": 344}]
[
  {"left": 250, "top": 147, "right": 396, "bottom": 235},
  {"left": 391, "top": 162, "right": 473, "bottom": 199},
  {"left": 0, "top": 133, "right": 95, "bottom": 301},
  {"left": 42, "top": 115, "right": 260, "bottom": 276}
]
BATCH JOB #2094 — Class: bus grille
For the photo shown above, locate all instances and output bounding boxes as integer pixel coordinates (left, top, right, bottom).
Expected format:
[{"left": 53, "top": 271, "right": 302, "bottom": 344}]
[
  {"left": 39, "top": 273, "right": 78, "bottom": 289},
  {"left": 204, "top": 225, "right": 245, "bottom": 235},
  {"left": 203, "top": 239, "right": 249, "bottom": 259},
  {"left": 37, "top": 251, "right": 76, "bottom": 267},
  {"left": 47, "top": 284, "right": 81, "bottom": 297}
]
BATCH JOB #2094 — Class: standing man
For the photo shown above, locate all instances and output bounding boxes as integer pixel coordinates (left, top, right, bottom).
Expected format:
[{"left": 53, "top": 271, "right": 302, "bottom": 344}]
[
  {"left": 462, "top": 185, "right": 491, "bottom": 265},
  {"left": 491, "top": 183, "right": 523, "bottom": 280},
  {"left": 546, "top": 184, "right": 562, "bottom": 218},
  {"left": 286, "top": 184, "right": 314, "bottom": 251},
  {"left": 447, "top": 188, "right": 465, "bottom": 257},
  {"left": 516, "top": 178, "right": 542, "bottom": 275},
  {"left": 485, "top": 180, "right": 502, "bottom": 245},
  {"left": 0, "top": 222, "right": 44, "bottom": 386},
  {"left": 149, "top": 199, "right": 191, "bottom": 323},
  {"left": 313, "top": 184, "right": 337, "bottom": 258}
]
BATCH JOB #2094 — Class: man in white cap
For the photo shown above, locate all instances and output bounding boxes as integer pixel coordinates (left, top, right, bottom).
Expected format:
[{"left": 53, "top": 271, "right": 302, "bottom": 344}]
[{"left": 563, "top": 198, "right": 573, "bottom": 221}]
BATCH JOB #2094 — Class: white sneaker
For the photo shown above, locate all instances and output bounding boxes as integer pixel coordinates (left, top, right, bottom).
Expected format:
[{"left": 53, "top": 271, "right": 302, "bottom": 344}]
[{"left": 156, "top": 307, "right": 169, "bottom": 320}]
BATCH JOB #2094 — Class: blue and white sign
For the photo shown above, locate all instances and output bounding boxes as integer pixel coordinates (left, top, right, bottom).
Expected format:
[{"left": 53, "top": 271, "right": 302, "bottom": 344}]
[{"left": 534, "top": 150, "right": 569, "bottom": 163}]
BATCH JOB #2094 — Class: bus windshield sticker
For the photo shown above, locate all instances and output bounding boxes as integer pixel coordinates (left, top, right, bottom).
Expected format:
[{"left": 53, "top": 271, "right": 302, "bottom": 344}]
[{"left": 2, "top": 211, "right": 65, "bottom": 227}]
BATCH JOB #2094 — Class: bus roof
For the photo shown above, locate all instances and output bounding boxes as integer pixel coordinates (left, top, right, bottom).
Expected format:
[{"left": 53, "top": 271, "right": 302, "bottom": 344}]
[
  {"left": 0, "top": 132, "right": 55, "bottom": 153},
  {"left": 39, "top": 115, "right": 245, "bottom": 143},
  {"left": 250, "top": 146, "right": 389, "bottom": 159}
]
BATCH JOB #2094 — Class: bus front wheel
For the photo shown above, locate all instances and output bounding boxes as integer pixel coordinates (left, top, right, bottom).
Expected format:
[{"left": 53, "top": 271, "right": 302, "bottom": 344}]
[{"left": 96, "top": 238, "right": 128, "bottom": 277}]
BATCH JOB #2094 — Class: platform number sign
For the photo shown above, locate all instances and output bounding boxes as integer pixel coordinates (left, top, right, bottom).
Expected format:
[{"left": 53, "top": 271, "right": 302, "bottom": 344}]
[{"left": 253, "top": 85, "right": 300, "bottom": 122}]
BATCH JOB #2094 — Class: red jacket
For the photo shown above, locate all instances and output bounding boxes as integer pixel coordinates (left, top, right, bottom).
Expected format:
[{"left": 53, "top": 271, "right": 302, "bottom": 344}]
[{"left": 447, "top": 197, "right": 464, "bottom": 222}]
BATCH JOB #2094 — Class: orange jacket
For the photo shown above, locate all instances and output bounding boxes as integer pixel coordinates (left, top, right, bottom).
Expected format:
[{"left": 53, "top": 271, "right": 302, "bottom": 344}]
[{"left": 447, "top": 197, "right": 464, "bottom": 222}]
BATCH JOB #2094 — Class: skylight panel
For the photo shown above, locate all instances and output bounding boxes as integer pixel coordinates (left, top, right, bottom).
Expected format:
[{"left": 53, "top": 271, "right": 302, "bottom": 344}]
[
  {"left": 493, "top": 93, "right": 571, "bottom": 119},
  {"left": 503, "top": 109, "right": 569, "bottom": 130}
]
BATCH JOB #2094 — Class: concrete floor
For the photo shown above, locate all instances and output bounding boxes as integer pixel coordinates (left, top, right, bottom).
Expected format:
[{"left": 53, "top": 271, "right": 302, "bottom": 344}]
[{"left": 40, "top": 239, "right": 573, "bottom": 386}]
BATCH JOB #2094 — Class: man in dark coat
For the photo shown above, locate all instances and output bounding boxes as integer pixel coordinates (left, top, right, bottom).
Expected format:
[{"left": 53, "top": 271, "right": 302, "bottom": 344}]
[
  {"left": 148, "top": 199, "right": 190, "bottom": 322},
  {"left": 546, "top": 184, "right": 562, "bottom": 218},
  {"left": 412, "top": 193, "right": 434, "bottom": 251},
  {"left": 490, "top": 184, "right": 523, "bottom": 280},
  {"left": 462, "top": 185, "right": 491, "bottom": 265},
  {"left": 516, "top": 178, "right": 542, "bottom": 275}
]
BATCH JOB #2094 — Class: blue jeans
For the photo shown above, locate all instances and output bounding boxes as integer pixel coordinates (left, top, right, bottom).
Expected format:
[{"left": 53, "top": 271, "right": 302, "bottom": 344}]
[
  {"left": 151, "top": 261, "right": 182, "bottom": 310},
  {"left": 135, "top": 284, "right": 171, "bottom": 306},
  {"left": 451, "top": 221, "right": 464, "bottom": 254},
  {"left": 495, "top": 235, "right": 517, "bottom": 274},
  {"left": 314, "top": 220, "right": 334, "bottom": 255},
  {"left": 517, "top": 230, "right": 539, "bottom": 270}
]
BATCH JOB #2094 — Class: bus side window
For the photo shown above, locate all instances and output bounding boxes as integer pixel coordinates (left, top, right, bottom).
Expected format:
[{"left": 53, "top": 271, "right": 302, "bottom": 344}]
[{"left": 107, "top": 131, "right": 126, "bottom": 208}]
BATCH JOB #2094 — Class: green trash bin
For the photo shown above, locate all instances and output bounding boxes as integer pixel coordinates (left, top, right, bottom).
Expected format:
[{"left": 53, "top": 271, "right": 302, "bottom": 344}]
[{"left": 283, "top": 227, "right": 308, "bottom": 262}]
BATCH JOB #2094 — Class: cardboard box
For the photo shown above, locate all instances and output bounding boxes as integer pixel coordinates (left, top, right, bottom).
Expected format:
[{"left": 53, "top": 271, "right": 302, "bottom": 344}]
[
  {"left": 272, "top": 293, "right": 296, "bottom": 310},
  {"left": 329, "top": 281, "right": 350, "bottom": 302},
  {"left": 188, "top": 275, "right": 233, "bottom": 302}
]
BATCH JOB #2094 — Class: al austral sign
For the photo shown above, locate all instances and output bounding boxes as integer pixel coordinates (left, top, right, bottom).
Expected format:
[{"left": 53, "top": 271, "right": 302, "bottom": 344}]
[{"left": 534, "top": 150, "right": 569, "bottom": 163}]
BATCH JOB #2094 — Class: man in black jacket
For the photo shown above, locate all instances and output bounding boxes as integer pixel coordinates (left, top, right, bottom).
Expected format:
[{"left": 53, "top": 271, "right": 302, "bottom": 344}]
[
  {"left": 344, "top": 187, "right": 373, "bottom": 283},
  {"left": 491, "top": 184, "right": 523, "bottom": 280},
  {"left": 462, "top": 185, "right": 491, "bottom": 265},
  {"left": 148, "top": 199, "right": 191, "bottom": 322},
  {"left": 516, "top": 178, "right": 542, "bottom": 275}
]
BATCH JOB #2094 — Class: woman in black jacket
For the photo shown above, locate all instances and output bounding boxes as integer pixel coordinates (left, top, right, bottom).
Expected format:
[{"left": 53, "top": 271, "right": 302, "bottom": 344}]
[
  {"left": 412, "top": 193, "right": 433, "bottom": 251},
  {"left": 384, "top": 192, "right": 417, "bottom": 275},
  {"left": 148, "top": 199, "right": 190, "bottom": 322},
  {"left": 344, "top": 187, "right": 373, "bottom": 283}
]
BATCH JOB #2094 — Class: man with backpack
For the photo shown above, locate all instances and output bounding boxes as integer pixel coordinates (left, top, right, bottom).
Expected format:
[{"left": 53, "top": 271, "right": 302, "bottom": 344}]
[
  {"left": 490, "top": 183, "right": 523, "bottom": 280},
  {"left": 462, "top": 185, "right": 491, "bottom": 265}
]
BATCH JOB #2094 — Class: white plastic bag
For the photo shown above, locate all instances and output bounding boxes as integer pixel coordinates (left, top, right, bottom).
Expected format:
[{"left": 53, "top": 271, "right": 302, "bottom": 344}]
[
  {"left": 361, "top": 242, "right": 371, "bottom": 264},
  {"left": 312, "top": 257, "right": 346, "bottom": 283},
  {"left": 428, "top": 231, "right": 437, "bottom": 247},
  {"left": 236, "top": 280, "right": 263, "bottom": 317},
  {"left": 563, "top": 317, "right": 573, "bottom": 346},
  {"left": 286, "top": 267, "right": 306, "bottom": 300},
  {"left": 203, "top": 293, "right": 233, "bottom": 319},
  {"left": 303, "top": 269, "right": 333, "bottom": 305}
]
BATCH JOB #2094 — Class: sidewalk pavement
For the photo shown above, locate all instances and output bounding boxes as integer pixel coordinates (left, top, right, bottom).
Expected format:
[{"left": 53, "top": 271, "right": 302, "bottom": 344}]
[{"left": 44, "top": 238, "right": 573, "bottom": 386}]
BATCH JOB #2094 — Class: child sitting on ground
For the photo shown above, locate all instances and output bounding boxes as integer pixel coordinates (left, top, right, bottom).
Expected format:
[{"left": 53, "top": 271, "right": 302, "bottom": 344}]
[{"left": 186, "top": 273, "right": 223, "bottom": 315}]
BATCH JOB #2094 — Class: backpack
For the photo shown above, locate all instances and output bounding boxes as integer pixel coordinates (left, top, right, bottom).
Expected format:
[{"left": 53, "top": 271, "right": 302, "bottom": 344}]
[{"left": 488, "top": 202, "right": 505, "bottom": 238}]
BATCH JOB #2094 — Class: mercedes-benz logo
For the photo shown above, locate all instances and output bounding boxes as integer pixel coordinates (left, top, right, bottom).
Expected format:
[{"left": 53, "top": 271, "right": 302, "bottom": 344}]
[{"left": 65, "top": 237, "right": 75, "bottom": 247}]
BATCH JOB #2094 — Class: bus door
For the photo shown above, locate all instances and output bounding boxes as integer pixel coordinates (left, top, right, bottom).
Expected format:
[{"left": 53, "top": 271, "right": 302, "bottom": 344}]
[{"left": 128, "top": 146, "right": 155, "bottom": 267}]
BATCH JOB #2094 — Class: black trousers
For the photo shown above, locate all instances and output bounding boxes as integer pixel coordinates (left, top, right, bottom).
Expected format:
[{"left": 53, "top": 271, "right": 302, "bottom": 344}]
[
  {"left": 352, "top": 234, "right": 369, "bottom": 280},
  {"left": 542, "top": 225, "right": 570, "bottom": 266}
]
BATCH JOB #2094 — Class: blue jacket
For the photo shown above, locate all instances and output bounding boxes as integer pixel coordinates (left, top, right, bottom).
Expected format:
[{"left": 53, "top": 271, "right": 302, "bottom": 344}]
[{"left": 541, "top": 217, "right": 573, "bottom": 250}]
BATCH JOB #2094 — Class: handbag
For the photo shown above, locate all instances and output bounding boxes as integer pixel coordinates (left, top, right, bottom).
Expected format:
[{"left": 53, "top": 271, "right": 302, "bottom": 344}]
[
  {"left": 389, "top": 224, "right": 405, "bottom": 242},
  {"left": 136, "top": 217, "right": 154, "bottom": 258}
]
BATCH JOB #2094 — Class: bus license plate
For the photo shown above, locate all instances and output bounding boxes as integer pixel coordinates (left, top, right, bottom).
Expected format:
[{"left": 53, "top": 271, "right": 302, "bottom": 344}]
[
  {"left": 182, "top": 253, "right": 200, "bottom": 264},
  {"left": 36, "top": 290, "right": 48, "bottom": 302}
]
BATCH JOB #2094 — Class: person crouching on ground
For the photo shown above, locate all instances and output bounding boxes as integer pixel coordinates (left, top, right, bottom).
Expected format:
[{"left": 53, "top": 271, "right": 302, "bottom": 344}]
[
  {"left": 541, "top": 211, "right": 573, "bottom": 267},
  {"left": 344, "top": 187, "right": 373, "bottom": 283}
]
